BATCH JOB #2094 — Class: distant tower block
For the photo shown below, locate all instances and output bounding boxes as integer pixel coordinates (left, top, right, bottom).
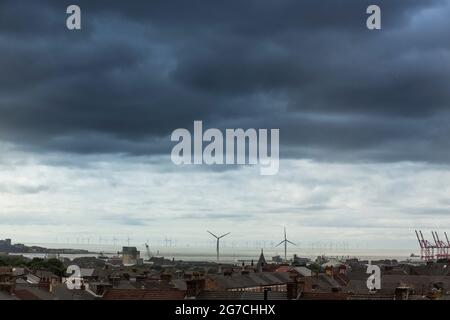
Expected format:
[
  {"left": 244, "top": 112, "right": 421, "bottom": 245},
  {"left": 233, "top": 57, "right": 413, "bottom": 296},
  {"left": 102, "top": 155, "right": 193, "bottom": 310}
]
[{"left": 122, "top": 246, "right": 141, "bottom": 266}]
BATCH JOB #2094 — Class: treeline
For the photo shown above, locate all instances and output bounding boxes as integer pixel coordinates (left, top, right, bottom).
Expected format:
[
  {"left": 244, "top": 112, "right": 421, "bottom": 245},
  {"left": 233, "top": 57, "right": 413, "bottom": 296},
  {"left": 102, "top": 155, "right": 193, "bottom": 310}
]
[{"left": 0, "top": 256, "right": 65, "bottom": 277}]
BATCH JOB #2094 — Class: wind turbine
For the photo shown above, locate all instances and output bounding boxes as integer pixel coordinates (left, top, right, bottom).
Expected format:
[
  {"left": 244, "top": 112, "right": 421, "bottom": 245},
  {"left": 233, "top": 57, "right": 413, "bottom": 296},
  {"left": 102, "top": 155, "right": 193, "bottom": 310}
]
[
  {"left": 275, "top": 227, "right": 296, "bottom": 262},
  {"left": 207, "top": 231, "right": 230, "bottom": 262}
]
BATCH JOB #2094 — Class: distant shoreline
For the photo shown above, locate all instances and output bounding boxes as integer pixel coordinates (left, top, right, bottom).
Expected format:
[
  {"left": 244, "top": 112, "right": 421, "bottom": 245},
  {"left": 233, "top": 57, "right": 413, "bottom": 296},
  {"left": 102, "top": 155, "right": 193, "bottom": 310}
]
[{"left": 0, "top": 239, "right": 93, "bottom": 255}]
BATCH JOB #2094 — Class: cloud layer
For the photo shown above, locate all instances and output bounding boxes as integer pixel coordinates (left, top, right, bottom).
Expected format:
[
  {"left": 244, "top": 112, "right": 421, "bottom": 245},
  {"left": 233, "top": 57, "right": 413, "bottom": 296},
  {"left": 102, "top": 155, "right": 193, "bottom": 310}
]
[
  {"left": 0, "top": 0, "right": 449, "bottom": 161},
  {"left": 0, "top": 1, "right": 449, "bottom": 250}
]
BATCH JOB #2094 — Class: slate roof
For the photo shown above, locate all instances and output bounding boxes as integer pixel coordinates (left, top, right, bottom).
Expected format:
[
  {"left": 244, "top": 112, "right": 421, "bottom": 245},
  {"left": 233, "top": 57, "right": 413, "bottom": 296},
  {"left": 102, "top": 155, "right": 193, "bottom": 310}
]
[
  {"left": 196, "top": 291, "right": 287, "bottom": 300},
  {"left": 80, "top": 268, "right": 95, "bottom": 277},
  {"left": 209, "top": 272, "right": 291, "bottom": 290},
  {"left": 275, "top": 266, "right": 291, "bottom": 273},
  {"left": 275, "top": 266, "right": 312, "bottom": 277},
  {"left": 300, "top": 292, "right": 349, "bottom": 300},
  {"left": 345, "top": 279, "right": 369, "bottom": 293},
  {"left": 410, "top": 263, "right": 450, "bottom": 276},
  {"left": 26, "top": 274, "right": 40, "bottom": 284},
  {"left": 35, "top": 270, "right": 59, "bottom": 279},
  {"left": 12, "top": 267, "right": 25, "bottom": 276},
  {"left": 291, "top": 267, "right": 312, "bottom": 277},
  {"left": 171, "top": 279, "right": 187, "bottom": 291},
  {"left": 14, "top": 290, "right": 41, "bottom": 300},
  {"left": 14, "top": 283, "right": 56, "bottom": 300},
  {"left": 102, "top": 289, "right": 186, "bottom": 300},
  {"left": 129, "top": 279, "right": 173, "bottom": 290},
  {"left": 14, "top": 283, "right": 96, "bottom": 300},
  {"left": 311, "top": 274, "right": 341, "bottom": 291},
  {"left": 347, "top": 294, "right": 395, "bottom": 300},
  {"left": 379, "top": 275, "right": 450, "bottom": 294},
  {"left": 51, "top": 284, "right": 96, "bottom": 300},
  {"left": 345, "top": 275, "right": 450, "bottom": 295}
]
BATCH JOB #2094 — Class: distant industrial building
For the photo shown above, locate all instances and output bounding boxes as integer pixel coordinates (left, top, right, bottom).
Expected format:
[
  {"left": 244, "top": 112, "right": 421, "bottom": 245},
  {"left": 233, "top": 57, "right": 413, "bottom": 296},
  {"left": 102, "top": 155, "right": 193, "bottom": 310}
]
[{"left": 122, "top": 247, "right": 142, "bottom": 266}]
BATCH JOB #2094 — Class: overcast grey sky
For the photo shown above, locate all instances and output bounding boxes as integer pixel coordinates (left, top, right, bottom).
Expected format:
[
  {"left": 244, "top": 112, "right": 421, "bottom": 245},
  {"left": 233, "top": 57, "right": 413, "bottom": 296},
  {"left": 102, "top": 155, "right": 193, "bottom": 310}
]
[{"left": 0, "top": 0, "right": 449, "bottom": 250}]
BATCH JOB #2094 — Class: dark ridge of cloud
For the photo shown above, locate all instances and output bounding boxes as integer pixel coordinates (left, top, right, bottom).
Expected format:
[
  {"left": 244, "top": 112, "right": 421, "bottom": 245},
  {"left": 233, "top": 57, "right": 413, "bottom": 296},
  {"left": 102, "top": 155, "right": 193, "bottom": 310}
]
[
  {"left": 176, "top": 213, "right": 255, "bottom": 221},
  {"left": 0, "top": 183, "right": 49, "bottom": 194},
  {"left": 103, "top": 216, "right": 148, "bottom": 226},
  {"left": 0, "top": 0, "right": 449, "bottom": 163},
  {"left": 43, "top": 0, "right": 444, "bottom": 34}
]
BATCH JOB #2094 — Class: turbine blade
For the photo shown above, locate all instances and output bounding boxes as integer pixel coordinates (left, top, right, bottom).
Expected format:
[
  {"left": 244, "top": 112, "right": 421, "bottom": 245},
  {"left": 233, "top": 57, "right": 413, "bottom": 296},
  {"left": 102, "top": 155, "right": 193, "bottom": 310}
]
[
  {"left": 275, "top": 240, "right": 285, "bottom": 247},
  {"left": 207, "top": 231, "right": 218, "bottom": 238},
  {"left": 286, "top": 240, "right": 296, "bottom": 246},
  {"left": 219, "top": 232, "right": 230, "bottom": 239}
]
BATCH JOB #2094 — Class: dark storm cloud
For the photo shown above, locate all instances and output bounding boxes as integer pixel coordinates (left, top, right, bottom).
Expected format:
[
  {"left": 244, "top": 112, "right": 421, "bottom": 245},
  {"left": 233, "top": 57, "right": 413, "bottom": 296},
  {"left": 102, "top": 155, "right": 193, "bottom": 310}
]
[{"left": 0, "top": 0, "right": 449, "bottom": 162}]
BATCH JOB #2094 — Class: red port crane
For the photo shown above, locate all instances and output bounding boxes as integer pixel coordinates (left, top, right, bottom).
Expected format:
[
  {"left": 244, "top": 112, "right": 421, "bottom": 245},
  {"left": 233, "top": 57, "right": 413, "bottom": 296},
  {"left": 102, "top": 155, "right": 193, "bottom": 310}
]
[
  {"left": 415, "top": 230, "right": 435, "bottom": 261},
  {"left": 432, "top": 231, "right": 450, "bottom": 260}
]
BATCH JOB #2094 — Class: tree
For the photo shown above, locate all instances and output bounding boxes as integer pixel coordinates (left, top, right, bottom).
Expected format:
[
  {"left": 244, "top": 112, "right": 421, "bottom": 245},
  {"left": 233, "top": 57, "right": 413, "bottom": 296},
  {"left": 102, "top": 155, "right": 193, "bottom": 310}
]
[{"left": 27, "top": 258, "right": 65, "bottom": 277}]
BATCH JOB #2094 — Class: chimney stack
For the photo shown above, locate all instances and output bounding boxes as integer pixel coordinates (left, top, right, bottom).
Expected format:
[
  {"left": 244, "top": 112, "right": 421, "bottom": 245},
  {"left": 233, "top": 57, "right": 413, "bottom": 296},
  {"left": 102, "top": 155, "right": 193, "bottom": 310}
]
[{"left": 186, "top": 278, "right": 206, "bottom": 298}]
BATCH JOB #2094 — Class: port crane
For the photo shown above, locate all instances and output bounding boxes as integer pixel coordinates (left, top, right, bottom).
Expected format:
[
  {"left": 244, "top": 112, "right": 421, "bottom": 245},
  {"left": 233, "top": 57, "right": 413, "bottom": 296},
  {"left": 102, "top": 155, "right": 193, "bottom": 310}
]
[
  {"left": 415, "top": 230, "right": 450, "bottom": 261},
  {"left": 415, "top": 230, "right": 435, "bottom": 261}
]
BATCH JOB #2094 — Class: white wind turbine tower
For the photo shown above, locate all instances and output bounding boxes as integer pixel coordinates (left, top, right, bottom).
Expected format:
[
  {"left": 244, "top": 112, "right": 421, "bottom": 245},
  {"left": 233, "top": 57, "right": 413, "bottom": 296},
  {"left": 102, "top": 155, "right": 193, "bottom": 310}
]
[
  {"left": 207, "top": 231, "right": 230, "bottom": 263},
  {"left": 276, "top": 227, "right": 296, "bottom": 262}
]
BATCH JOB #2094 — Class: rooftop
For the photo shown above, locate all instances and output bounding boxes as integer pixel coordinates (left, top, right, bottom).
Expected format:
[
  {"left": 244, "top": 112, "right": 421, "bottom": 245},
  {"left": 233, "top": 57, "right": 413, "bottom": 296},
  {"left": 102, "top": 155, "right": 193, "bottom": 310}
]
[{"left": 102, "top": 289, "right": 186, "bottom": 300}]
